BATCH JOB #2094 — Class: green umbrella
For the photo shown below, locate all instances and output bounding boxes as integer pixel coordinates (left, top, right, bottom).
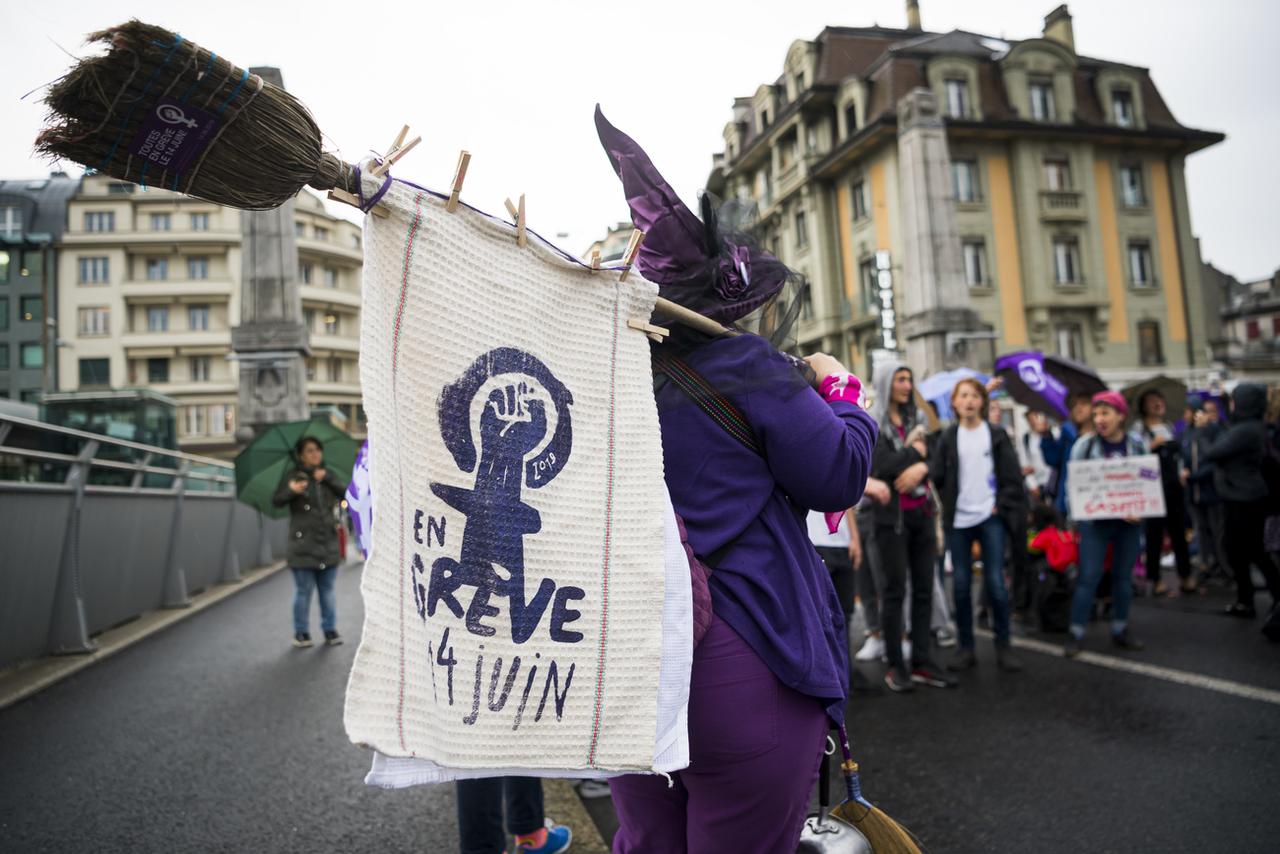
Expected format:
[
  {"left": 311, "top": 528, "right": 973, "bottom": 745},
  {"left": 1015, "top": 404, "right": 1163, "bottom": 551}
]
[{"left": 234, "top": 418, "right": 359, "bottom": 518}]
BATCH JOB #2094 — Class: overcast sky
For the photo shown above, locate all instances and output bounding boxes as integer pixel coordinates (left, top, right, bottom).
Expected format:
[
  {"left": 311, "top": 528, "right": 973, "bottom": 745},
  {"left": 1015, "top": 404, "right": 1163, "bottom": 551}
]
[{"left": 2, "top": 0, "right": 1275, "bottom": 280}]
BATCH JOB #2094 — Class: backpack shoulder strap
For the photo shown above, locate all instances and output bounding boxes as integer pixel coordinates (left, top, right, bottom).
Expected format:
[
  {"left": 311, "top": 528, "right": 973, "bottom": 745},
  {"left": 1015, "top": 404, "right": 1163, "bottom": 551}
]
[{"left": 653, "top": 353, "right": 762, "bottom": 456}]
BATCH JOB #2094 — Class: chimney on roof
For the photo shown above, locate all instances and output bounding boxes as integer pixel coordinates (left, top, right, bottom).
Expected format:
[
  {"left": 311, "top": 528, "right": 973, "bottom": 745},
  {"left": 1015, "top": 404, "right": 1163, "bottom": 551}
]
[
  {"left": 906, "top": 0, "right": 922, "bottom": 31},
  {"left": 1043, "top": 4, "right": 1075, "bottom": 51}
]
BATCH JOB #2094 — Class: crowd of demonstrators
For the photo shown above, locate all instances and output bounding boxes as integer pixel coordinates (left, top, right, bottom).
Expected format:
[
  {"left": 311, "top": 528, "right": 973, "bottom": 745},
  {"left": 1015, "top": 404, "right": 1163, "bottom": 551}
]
[{"left": 1182, "top": 397, "right": 1228, "bottom": 584}]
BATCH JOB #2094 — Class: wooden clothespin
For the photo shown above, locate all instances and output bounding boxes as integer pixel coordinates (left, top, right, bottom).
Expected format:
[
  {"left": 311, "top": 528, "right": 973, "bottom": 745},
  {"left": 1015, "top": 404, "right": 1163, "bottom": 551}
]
[
  {"left": 503, "top": 196, "right": 527, "bottom": 247},
  {"left": 446, "top": 151, "right": 471, "bottom": 213},
  {"left": 618, "top": 229, "right": 645, "bottom": 282},
  {"left": 590, "top": 249, "right": 601, "bottom": 270},
  {"left": 327, "top": 188, "right": 389, "bottom": 218},
  {"left": 370, "top": 125, "right": 422, "bottom": 179},
  {"left": 627, "top": 318, "right": 670, "bottom": 343}
]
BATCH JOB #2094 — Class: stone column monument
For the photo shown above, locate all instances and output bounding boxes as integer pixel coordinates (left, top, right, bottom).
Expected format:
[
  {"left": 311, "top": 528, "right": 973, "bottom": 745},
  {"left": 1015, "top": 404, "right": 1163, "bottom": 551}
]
[
  {"left": 895, "top": 87, "right": 994, "bottom": 373},
  {"left": 231, "top": 67, "right": 311, "bottom": 442}
]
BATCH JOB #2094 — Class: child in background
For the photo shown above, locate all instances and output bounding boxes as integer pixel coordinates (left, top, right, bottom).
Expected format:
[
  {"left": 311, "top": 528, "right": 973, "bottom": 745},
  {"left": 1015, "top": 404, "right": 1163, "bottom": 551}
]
[{"left": 1028, "top": 504, "right": 1076, "bottom": 633}]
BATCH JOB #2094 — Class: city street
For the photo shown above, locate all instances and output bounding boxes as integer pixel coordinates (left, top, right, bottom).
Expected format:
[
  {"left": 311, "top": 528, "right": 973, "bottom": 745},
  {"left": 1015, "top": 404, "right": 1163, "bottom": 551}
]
[{"left": 1, "top": 562, "right": 1276, "bottom": 853}]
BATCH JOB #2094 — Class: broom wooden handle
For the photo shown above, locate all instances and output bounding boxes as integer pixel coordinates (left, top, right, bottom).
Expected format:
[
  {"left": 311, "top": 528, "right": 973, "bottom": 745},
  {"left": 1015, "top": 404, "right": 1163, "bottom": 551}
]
[{"left": 653, "top": 296, "right": 734, "bottom": 338}]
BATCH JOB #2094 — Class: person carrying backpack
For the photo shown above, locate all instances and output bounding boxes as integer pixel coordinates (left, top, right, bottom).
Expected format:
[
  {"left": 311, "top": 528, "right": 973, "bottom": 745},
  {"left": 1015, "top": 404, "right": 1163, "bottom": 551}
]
[
  {"left": 1063, "top": 392, "right": 1148, "bottom": 657},
  {"left": 1181, "top": 395, "right": 1227, "bottom": 584},
  {"left": 1204, "top": 383, "right": 1280, "bottom": 618}
]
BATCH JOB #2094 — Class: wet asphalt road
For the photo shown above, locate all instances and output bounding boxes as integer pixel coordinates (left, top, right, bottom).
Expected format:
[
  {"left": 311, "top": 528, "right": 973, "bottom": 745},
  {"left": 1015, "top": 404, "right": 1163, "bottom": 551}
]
[{"left": 1, "top": 563, "right": 1277, "bottom": 853}]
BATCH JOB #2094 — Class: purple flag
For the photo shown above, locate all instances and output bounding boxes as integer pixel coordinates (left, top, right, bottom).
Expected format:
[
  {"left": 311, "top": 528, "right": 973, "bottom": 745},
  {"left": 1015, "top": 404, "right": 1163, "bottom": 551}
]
[{"left": 994, "top": 350, "right": 1070, "bottom": 419}]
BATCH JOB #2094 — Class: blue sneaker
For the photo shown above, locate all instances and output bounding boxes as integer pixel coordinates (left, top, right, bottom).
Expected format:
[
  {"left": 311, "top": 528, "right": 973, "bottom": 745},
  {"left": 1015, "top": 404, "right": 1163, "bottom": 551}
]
[{"left": 515, "top": 819, "right": 572, "bottom": 854}]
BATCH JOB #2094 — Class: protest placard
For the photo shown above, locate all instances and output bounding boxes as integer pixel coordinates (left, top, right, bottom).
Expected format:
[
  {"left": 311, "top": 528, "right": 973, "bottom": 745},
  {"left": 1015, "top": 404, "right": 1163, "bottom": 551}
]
[{"left": 1068, "top": 454, "right": 1166, "bottom": 521}]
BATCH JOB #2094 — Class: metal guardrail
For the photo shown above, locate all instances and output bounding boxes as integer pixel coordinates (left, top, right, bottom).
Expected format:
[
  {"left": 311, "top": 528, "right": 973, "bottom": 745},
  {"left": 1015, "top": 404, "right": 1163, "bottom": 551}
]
[{"left": 0, "top": 413, "right": 288, "bottom": 670}]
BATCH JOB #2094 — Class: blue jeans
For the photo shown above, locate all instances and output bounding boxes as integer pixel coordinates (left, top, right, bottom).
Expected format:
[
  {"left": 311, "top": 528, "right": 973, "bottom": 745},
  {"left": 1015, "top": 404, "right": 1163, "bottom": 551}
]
[
  {"left": 456, "top": 776, "right": 544, "bottom": 854},
  {"left": 1070, "top": 520, "right": 1142, "bottom": 633},
  {"left": 947, "top": 515, "right": 1011, "bottom": 648},
  {"left": 292, "top": 566, "right": 337, "bottom": 635}
]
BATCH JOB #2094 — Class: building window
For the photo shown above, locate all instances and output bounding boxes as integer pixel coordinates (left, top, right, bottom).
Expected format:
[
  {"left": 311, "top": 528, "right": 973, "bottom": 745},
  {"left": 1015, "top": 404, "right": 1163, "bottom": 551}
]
[
  {"left": 323, "top": 313, "right": 341, "bottom": 336},
  {"left": 20, "top": 342, "right": 43, "bottom": 369},
  {"left": 0, "top": 345, "right": 7, "bottom": 369},
  {"left": 327, "top": 357, "right": 342, "bottom": 382},
  {"left": 187, "top": 256, "right": 209, "bottom": 280},
  {"left": 794, "top": 211, "right": 808, "bottom": 249},
  {"left": 294, "top": 221, "right": 306, "bottom": 238},
  {"left": 350, "top": 234, "right": 361, "bottom": 250},
  {"left": 1054, "top": 323, "right": 1085, "bottom": 361},
  {"left": 147, "top": 358, "right": 170, "bottom": 383},
  {"left": 303, "top": 308, "right": 316, "bottom": 331},
  {"left": 78, "top": 306, "right": 110, "bottom": 336},
  {"left": 20, "top": 296, "right": 42, "bottom": 322},
  {"left": 0, "top": 300, "right": 7, "bottom": 330},
  {"left": 209, "top": 404, "right": 235, "bottom": 435},
  {"left": 1043, "top": 158, "right": 1072, "bottom": 191},
  {"left": 1119, "top": 164, "right": 1145, "bottom": 207},
  {"left": 1112, "top": 88, "right": 1135, "bottom": 127},
  {"left": 183, "top": 405, "right": 206, "bottom": 436},
  {"left": 190, "top": 213, "right": 210, "bottom": 231},
  {"left": 84, "top": 211, "right": 115, "bottom": 232},
  {"left": 760, "top": 109, "right": 770, "bottom": 130},
  {"left": 322, "top": 267, "right": 338, "bottom": 288},
  {"left": 79, "top": 358, "right": 109, "bottom": 388},
  {"left": 0, "top": 206, "right": 22, "bottom": 238},
  {"left": 313, "top": 225, "right": 329, "bottom": 242},
  {"left": 190, "top": 356, "right": 211, "bottom": 381},
  {"left": 844, "top": 104, "right": 858, "bottom": 137},
  {"left": 150, "top": 213, "right": 171, "bottom": 231},
  {"left": 858, "top": 257, "right": 878, "bottom": 316},
  {"left": 106, "top": 182, "right": 135, "bottom": 195},
  {"left": 1053, "top": 237, "right": 1082, "bottom": 284},
  {"left": 305, "top": 358, "right": 316, "bottom": 381},
  {"left": 1246, "top": 319, "right": 1260, "bottom": 340},
  {"left": 962, "top": 240, "right": 988, "bottom": 287},
  {"left": 952, "top": 159, "right": 980, "bottom": 203},
  {"left": 146, "top": 258, "right": 169, "bottom": 281},
  {"left": 0, "top": 248, "right": 9, "bottom": 282},
  {"left": 188, "top": 304, "right": 210, "bottom": 331},
  {"left": 1138, "top": 320, "right": 1164, "bottom": 365},
  {"left": 21, "top": 251, "right": 42, "bottom": 279},
  {"left": 1128, "top": 240, "right": 1154, "bottom": 288},
  {"left": 1029, "top": 79, "right": 1056, "bottom": 122},
  {"left": 79, "top": 256, "right": 110, "bottom": 284},
  {"left": 147, "top": 306, "right": 169, "bottom": 332},
  {"left": 944, "top": 78, "right": 969, "bottom": 118},
  {"left": 851, "top": 180, "right": 868, "bottom": 220},
  {"left": 299, "top": 263, "right": 313, "bottom": 285},
  {"left": 19, "top": 389, "right": 41, "bottom": 403}
]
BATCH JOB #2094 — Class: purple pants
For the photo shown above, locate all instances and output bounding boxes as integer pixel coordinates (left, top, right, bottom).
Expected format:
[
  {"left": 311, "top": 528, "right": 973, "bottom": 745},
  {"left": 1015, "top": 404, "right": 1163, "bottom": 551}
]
[{"left": 609, "top": 615, "right": 829, "bottom": 853}]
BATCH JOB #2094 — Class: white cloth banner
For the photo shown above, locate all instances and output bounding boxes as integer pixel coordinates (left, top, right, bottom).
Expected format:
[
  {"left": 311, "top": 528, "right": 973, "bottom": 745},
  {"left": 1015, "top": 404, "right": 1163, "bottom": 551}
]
[
  {"left": 1068, "top": 454, "right": 1167, "bottom": 521},
  {"left": 344, "top": 174, "right": 672, "bottom": 777}
]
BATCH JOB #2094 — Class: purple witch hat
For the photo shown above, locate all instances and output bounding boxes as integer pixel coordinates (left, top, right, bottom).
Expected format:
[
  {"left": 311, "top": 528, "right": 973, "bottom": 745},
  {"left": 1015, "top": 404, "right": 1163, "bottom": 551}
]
[{"left": 594, "top": 106, "right": 794, "bottom": 327}]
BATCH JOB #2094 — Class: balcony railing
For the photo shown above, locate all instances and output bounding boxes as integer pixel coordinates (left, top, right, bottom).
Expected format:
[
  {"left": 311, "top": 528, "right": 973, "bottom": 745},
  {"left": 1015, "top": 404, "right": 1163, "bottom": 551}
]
[{"left": 1039, "top": 190, "right": 1084, "bottom": 220}]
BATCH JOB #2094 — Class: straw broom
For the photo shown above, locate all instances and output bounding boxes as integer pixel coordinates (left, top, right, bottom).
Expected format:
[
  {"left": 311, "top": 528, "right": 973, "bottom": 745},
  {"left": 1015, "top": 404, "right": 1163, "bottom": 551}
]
[
  {"left": 35, "top": 20, "right": 355, "bottom": 210},
  {"left": 830, "top": 724, "right": 924, "bottom": 853}
]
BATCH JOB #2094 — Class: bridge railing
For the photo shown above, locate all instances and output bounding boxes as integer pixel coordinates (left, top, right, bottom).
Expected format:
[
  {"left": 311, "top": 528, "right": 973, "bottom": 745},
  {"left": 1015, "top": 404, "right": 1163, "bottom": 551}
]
[{"left": 0, "top": 413, "right": 288, "bottom": 670}]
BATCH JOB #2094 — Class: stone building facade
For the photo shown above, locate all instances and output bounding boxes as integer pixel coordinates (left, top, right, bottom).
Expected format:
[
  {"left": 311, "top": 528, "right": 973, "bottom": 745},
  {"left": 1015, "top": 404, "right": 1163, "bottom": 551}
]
[{"left": 705, "top": 4, "right": 1223, "bottom": 384}]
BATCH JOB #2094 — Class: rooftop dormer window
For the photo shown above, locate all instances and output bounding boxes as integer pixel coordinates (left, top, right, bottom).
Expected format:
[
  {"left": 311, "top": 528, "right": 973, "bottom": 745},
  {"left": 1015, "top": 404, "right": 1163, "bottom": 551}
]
[
  {"left": 1029, "top": 78, "right": 1056, "bottom": 122},
  {"left": 944, "top": 78, "right": 969, "bottom": 119},
  {"left": 1112, "top": 88, "right": 1135, "bottom": 127}
]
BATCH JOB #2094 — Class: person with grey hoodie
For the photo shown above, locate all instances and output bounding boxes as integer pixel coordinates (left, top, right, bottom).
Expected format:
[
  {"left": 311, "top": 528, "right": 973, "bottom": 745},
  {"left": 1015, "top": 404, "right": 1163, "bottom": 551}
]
[
  {"left": 868, "top": 359, "right": 956, "bottom": 693},
  {"left": 1204, "top": 383, "right": 1280, "bottom": 617}
]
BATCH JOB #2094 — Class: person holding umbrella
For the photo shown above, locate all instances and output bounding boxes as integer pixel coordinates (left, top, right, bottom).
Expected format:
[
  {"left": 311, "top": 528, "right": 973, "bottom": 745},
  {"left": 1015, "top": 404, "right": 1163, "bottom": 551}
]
[{"left": 273, "top": 436, "right": 348, "bottom": 648}]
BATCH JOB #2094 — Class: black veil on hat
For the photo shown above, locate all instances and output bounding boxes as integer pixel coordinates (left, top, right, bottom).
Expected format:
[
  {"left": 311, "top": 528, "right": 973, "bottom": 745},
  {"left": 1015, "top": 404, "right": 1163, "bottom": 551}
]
[{"left": 594, "top": 106, "right": 808, "bottom": 357}]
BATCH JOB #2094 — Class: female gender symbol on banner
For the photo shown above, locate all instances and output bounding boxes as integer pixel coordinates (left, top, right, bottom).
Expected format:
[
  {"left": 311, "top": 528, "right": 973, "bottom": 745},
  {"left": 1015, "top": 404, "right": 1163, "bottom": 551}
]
[{"left": 424, "top": 348, "right": 583, "bottom": 645}]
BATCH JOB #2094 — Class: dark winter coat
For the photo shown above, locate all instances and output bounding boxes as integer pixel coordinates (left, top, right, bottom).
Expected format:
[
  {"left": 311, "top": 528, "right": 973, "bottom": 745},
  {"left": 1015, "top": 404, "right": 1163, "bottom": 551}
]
[
  {"left": 867, "top": 358, "right": 930, "bottom": 527},
  {"left": 1204, "top": 383, "right": 1269, "bottom": 502},
  {"left": 928, "top": 421, "right": 1028, "bottom": 532},
  {"left": 272, "top": 466, "right": 347, "bottom": 568},
  {"left": 1181, "top": 420, "right": 1224, "bottom": 506}
]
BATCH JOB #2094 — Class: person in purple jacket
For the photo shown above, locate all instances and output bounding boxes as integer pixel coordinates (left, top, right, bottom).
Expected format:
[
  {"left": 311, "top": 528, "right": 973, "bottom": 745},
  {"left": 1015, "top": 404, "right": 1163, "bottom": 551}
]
[{"left": 595, "top": 107, "right": 878, "bottom": 854}]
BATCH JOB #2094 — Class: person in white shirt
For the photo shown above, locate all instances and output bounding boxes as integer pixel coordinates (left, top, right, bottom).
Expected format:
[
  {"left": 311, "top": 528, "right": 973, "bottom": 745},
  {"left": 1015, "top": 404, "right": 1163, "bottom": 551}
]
[
  {"left": 1018, "top": 410, "right": 1056, "bottom": 502},
  {"left": 928, "top": 379, "right": 1027, "bottom": 673}
]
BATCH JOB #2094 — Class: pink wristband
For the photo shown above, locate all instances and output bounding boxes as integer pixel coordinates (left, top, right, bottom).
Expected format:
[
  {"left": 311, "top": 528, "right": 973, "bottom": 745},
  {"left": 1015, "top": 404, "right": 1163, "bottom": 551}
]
[{"left": 820, "top": 373, "right": 862, "bottom": 405}]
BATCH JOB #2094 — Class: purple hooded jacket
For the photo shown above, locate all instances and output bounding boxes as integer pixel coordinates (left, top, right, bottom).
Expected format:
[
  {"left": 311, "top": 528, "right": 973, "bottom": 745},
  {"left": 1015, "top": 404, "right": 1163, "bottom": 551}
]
[{"left": 659, "top": 333, "right": 877, "bottom": 722}]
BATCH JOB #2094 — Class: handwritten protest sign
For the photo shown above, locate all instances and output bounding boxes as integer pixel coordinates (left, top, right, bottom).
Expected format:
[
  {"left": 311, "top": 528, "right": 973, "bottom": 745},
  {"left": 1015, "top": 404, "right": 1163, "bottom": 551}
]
[
  {"left": 344, "top": 177, "right": 670, "bottom": 777},
  {"left": 1068, "top": 454, "right": 1166, "bottom": 521}
]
